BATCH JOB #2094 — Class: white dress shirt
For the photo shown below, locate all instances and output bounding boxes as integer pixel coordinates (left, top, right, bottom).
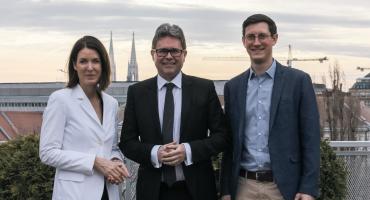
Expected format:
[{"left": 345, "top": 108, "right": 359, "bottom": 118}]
[{"left": 150, "top": 72, "right": 193, "bottom": 181}]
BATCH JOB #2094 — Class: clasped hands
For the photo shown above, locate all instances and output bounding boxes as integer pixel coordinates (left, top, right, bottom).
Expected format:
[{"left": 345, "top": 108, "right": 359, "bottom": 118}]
[
  {"left": 158, "top": 141, "right": 186, "bottom": 166},
  {"left": 94, "top": 157, "right": 130, "bottom": 185}
]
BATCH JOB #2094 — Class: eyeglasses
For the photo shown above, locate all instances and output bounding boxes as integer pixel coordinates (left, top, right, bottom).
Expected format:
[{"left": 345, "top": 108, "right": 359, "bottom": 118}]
[
  {"left": 153, "top": 48, "right": 185, "bottom": 57},
  {"left": 244, "top": 33, "right": 271, "bottom": 42}
]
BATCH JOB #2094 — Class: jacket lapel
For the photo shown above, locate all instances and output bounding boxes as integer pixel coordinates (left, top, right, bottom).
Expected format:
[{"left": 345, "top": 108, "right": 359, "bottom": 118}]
[
  {"left": 237, "top": 70, "right": 249, "bottom": 148},
  {"left": 269, "top": 62, "right": 286, "bottom": 131},
  {"left": 73, "top": 85, "right": 101, "bottom": 126},
  {"left": 146, "top": 77, "right": 162, "bottom": 139},
  {"left": 180, "top": 74, "right": 192, "bottom": 142},
  {"left": 101, "top": 92, "right": 112, "bottom": 131},
  {"left": 72, "top": 85, "right": 105, "bottom": 140}
]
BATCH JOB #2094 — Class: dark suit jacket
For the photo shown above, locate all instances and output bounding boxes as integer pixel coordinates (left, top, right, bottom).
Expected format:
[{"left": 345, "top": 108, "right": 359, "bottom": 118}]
[
  {"left": 120, "top": 73, "right": 229, "bottom": 200},
  {"left": 220, "top": 62, "right": 320, "bottom": 200}
]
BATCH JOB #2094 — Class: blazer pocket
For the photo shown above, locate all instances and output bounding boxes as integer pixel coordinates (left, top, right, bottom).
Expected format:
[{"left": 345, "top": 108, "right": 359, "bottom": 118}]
[
  {"left": 56, "top": 169, "right": 86, "bottom": 182},
  {"left": 289, "top": 156, "right": 301, "bottom": 163}
]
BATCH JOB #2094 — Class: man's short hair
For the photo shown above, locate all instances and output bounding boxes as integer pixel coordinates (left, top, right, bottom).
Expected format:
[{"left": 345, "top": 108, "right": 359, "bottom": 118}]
[
  {"left": 242, "top": 14, "right": 277, "bottom": 37},
  {"left": 152, "top": 23, "right": 186, "bottom": 49}
]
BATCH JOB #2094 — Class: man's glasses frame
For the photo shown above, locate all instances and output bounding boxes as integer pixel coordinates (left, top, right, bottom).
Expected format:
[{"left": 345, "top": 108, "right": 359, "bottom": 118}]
[
  {"left": 244, "top": 33, "right": 274, "bottom": 42},
  {"left": 152, "top": 48, "right": 185, "bottom": 57}
]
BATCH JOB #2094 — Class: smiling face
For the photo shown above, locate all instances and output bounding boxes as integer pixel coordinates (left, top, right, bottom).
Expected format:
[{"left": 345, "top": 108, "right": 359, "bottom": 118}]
[
  {"left": 74, "top": 47, "right": 102, "bottom": 89},
  {"left": 151, "top": 36, "right": 187, "bottom": 81},
  {"left": 243, "top": 22, "right": 278, "bottom": 68}
]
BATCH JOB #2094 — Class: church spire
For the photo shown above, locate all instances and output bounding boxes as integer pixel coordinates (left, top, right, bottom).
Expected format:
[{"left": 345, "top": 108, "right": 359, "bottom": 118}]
[
  {"left": 109, "top": 31, "right": 117, "bottom": 81},
  {"left": 127, "top": 32, "right": 138, "bottom": 81}
]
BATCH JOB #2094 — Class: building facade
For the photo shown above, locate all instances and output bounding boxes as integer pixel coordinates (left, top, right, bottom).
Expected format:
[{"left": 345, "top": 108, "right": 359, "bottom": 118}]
[
  {"left": 350, "top": 73, "right": 370, "bottom": 107},
  {"left": 0, "top": 81, "right": 226, "bottom": 142}
]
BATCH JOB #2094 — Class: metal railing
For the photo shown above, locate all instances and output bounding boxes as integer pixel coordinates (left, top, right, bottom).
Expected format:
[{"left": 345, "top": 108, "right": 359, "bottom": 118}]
[
  {"left": 121, "top": 159, "right": 139, "bottom": 200},
  {"left": 329, "top": 141, "right": 370, "bottom": 200}
]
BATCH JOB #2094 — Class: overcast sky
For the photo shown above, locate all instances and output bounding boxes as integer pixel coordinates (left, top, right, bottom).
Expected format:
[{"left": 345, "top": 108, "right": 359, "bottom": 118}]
[{"left": 1, "top": 0, "right": 370, "bottom": 90}]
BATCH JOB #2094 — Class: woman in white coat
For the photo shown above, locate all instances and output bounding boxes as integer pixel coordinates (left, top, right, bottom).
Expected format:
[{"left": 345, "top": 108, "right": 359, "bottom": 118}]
[{"left": 40, "top": 35, "right": 130, "bottom": 200}]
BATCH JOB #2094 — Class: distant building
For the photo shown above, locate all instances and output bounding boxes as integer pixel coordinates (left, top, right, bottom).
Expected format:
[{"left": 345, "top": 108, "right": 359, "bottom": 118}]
[
  {"left": 349, "top": 73, "right": 370, "bottom": 106},
  {"left": 0, "top": 111, "right": 42, "bottom": 141},
  {"left": 0, "top": 82, "right": 137, "bottom": 113},
  {"left": 0, "top": 82, "right": 136, "bottom": 142},
  {"left": 313, "top": 83, "right": 327, "bottom": 95},
  {"left": 315, "top": 78, "right": 370, "bottom": 141},
  {"left": 127, "top": 32, "right": 139, "bottom": 82},
  {"left": 0, "top": 81, "right": 226, "bottom": 142},
  {"left": 316, "top": 94, "right": 370, "bottom": 141}
]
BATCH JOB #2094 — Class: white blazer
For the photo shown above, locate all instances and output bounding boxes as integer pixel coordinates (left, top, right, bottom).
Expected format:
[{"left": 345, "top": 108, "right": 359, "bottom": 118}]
[{"left": 40, "top": 84, "right": 123, "bottom": 200}]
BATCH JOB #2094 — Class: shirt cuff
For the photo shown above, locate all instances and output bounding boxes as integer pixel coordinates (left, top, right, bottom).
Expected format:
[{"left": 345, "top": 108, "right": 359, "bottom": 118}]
[
  {"left": 183, "top": 143, "right": 193, "bottom": 166},
  {"left": 151, "top": 145, "right": 162, "bottom": 168}
]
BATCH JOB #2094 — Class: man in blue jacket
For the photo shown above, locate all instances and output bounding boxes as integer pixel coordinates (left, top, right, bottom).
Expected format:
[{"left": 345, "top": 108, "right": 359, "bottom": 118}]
[{"left": 220, "top": 14, "right": 320, "bottom": 200}]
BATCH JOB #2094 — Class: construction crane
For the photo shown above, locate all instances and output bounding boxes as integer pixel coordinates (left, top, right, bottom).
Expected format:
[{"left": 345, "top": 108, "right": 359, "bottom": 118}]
[
  {"left": 286, "top": 44, "right": 328, "bottom": 67},
  {"left": 202, "top": 44, "right": 328, "bottom": 67},
  {"left": 357, "top": 66, "right": 370, "bottom": 72}
]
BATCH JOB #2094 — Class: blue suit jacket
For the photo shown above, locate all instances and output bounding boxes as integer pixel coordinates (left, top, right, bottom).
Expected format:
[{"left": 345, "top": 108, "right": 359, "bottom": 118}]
[{"left": 220, "top": 62, "right": 320, "bottom": 200}]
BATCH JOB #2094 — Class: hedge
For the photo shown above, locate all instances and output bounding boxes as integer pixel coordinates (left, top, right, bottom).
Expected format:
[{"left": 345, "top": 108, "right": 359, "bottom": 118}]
[
  {"left": 0, "top": 135, "right": 347, "bottom": 199},
  {"left": 318, "top": 140, "right": 347, "bottom": 200},
  {"left": 0, "top": 134, "right": 54, "bottom": 200}
]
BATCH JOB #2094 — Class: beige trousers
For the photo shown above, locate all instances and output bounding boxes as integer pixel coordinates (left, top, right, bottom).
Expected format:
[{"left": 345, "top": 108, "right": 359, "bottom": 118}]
[{"left": 236, "top": 176, "right": 284, "bottom": 200}]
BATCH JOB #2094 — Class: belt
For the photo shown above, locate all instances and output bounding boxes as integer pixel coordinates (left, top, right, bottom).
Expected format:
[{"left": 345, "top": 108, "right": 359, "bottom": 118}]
[{"left": 239, "top": 169, "right": 274, "bottom": 182}]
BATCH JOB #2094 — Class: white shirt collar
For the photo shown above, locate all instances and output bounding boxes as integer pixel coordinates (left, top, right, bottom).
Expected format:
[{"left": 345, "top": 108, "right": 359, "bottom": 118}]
[{"left": 157, "top": 72, "right": 182, "bottom": 90}]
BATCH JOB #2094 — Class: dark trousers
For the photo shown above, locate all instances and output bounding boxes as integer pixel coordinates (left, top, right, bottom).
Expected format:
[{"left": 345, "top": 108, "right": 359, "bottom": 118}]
[
  {"left": 159, "top": 181, "right": 193, "bottom": 200},
  {"left": 101, "top": 183, "right": 109, "bottom": 200}
]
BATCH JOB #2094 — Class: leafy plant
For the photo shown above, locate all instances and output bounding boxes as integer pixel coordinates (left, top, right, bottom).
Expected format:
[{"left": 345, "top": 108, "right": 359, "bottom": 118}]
[
  {"left": 0, "top": 134, "right": 54, "bottom": 200},
  {"left": 318, "top": 140, "right": 347, "bottom": 200}
]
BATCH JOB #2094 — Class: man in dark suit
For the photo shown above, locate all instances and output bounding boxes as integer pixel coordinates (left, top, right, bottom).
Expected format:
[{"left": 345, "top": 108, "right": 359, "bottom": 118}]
[
  {"left": 220, "top": 14, "right": 320, "bottom": 200},
  {"left": 120, "top": 23, "right": 229, "bottom": 200}
]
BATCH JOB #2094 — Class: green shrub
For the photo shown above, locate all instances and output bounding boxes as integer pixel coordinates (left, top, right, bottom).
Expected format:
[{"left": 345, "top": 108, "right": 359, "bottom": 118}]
[
  {"left": 0, "top": 134, "right": 54, "bottom": 200},
  {"left": 0, "top": 135, "right": 348, "bottom": 200},
  {"left": 318, "top": 140, "right": 347, "bottom": 200}
]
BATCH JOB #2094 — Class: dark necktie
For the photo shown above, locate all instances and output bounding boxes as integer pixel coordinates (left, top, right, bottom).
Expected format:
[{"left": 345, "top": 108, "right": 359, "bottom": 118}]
[{"left": 162, "top": 82, "right": 176, "bottom": 186}]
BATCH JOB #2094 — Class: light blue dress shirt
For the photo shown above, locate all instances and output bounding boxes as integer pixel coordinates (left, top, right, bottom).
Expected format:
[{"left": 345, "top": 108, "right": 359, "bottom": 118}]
[{"left": 241, "top": 60, "right": 276, "bottom": 172}]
